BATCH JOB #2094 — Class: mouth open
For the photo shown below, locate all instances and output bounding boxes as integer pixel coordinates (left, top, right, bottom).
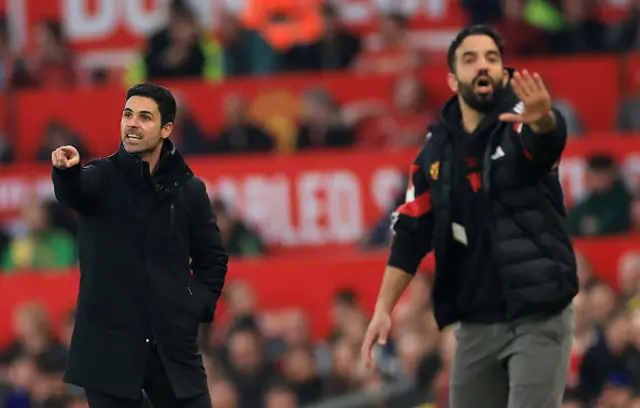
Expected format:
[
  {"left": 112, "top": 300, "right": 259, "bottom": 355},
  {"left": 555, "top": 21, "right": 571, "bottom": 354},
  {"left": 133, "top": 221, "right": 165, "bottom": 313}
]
[
  {"left": 125, "top": 134, "right": 142, "bottom": 141},
  {"left": 475, "top": 77, "right": 493, "bottom": 94}
]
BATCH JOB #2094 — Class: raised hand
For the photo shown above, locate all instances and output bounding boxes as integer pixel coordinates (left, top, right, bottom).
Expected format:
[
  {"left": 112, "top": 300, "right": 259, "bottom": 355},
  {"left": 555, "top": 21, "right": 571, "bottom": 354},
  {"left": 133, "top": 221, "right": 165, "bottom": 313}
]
[
  {"left": 52, "top": 145, "right": 80, "bottom": 169},
  {"left": 499, "top": 70, "right": 552, "bottom": 124}
]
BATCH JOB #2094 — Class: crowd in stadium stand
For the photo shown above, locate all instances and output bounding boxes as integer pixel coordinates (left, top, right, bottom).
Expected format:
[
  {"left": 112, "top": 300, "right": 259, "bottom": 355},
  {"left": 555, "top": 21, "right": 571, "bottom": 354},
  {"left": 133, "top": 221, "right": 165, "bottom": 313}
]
[{"left": 2, "top": 0, "right": 640, "bottom": 407}]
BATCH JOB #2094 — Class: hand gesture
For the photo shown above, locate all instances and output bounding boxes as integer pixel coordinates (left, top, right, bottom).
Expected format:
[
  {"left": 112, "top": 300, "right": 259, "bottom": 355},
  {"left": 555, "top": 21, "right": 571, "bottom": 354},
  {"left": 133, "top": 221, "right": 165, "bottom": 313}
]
[
  {"left": 52, "top": 145, "right": 80, "bottom": 169},
  {"left": 361, "top": 311, "right": 392, "bottom": 369},
  {"left": 499, "top": 70, "right": 552, "bottom": 124}
]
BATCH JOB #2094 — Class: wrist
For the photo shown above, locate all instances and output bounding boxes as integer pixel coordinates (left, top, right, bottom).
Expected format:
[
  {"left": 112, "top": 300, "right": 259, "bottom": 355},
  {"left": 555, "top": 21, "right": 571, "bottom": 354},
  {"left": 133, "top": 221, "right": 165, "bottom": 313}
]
[
  {"left": 530, "top": 110, "right": 556, "bottom": 133},
  {"left": 374, "top": 301, "right": 393, "bottom": 316}
]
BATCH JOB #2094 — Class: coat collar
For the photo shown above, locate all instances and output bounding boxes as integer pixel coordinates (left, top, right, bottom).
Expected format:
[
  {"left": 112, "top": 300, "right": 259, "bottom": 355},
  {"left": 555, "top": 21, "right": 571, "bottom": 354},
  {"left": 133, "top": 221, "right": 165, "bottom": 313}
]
[{"left": 115, "top": 139, "right": 193, "bottom": 194}]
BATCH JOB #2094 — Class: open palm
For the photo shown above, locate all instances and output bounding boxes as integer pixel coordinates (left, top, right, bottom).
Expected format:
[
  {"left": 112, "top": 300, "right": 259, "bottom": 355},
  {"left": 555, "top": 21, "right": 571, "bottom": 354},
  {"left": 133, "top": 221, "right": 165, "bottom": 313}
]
[{"left": 499, "top": 70, "right": 552, "bottom": 124}]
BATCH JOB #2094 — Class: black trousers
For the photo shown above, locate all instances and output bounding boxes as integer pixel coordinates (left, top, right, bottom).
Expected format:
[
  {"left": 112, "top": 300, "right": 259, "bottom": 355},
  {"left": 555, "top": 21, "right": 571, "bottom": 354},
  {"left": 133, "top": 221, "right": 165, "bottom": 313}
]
[{"left": 85, "top": 343, "right": 211, "bottom": 408}]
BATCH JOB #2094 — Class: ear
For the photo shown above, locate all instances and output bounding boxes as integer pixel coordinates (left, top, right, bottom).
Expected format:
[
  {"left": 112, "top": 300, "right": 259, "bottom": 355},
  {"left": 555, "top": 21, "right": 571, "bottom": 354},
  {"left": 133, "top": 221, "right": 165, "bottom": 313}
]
[
  {"left": 447, "top": 72, "right": 459, "bottom": 93},
  {"left": 502, "top": 69, "right": 510, "bottom": 87},
  {"left": 161, "top": 122, "right": 173, "bottom": 140}
]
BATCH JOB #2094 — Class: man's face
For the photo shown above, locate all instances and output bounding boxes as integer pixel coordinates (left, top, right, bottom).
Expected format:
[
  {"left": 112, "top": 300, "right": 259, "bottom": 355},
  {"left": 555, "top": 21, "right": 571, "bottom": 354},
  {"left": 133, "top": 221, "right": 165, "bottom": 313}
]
[
  {"left": 121, "top": 96, "right": 171, "bottom": 155},
  {"left": 448, "top": 34, "right": 507, "bottom": 113}
]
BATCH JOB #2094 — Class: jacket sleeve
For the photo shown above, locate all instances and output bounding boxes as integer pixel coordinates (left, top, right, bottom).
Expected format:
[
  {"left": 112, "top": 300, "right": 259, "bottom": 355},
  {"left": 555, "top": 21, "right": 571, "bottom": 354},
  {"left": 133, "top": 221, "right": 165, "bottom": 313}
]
[
  {"left": 51, "top": 163, "right": 106, "bottom": 215},
  {"left": 387, "top": 148, "right": 435, "bottom": 274},
  {"left": 189, "top": 178, "right": 228, "bottom": 320},
  {"left": 519, "top": 108, "right": 568, "bottom": 170}
]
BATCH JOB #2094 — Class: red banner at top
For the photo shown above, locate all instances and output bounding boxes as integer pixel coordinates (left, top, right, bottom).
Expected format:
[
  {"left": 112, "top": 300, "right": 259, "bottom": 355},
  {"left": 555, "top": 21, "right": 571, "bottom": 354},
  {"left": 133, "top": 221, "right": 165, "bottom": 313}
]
[{"left": 8, "top": 0, "right": 467, "bottom": 59}]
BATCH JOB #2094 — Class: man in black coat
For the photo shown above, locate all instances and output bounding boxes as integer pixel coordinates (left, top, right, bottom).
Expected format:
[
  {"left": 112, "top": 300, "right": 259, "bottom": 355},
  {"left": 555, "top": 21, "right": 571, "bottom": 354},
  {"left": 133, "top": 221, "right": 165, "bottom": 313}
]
[
  {"left": 51, "top": 83, "right": 228, "bottom": 408},
  {"left": 361, "top": 25, "right": 578, "bottom": 407}
]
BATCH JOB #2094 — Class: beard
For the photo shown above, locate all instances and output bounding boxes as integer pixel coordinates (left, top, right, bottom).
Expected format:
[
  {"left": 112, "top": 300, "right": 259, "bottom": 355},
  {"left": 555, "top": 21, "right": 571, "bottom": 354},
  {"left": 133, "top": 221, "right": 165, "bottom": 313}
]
[{"left": 457, "top": 74, "right": 506, "bottom": 114}]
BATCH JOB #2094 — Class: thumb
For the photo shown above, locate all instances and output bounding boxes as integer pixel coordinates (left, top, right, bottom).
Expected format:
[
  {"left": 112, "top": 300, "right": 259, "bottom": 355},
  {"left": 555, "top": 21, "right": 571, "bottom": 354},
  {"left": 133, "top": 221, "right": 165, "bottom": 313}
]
[
  {"left": 499, "top": 113, "right": 523, "bottom": 123},
  {"left": 377, "top": 328, "right": 389, "bottom": 346}
]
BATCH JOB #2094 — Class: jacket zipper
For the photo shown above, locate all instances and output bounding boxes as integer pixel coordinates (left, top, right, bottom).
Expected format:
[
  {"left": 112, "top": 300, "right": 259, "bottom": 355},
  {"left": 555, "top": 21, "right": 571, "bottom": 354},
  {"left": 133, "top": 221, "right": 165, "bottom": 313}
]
[
  {"left": 170, "top": 200, "right": 192, "bottom": 296},
  {"left": 169, "top": 202, "right": 175, "bottom": 229}
]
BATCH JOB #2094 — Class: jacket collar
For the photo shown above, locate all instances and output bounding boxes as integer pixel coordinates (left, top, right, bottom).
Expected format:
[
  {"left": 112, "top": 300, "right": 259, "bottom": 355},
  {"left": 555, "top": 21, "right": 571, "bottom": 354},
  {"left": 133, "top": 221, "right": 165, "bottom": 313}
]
[{"left": 116, "top": 138, "right": 193, "bottom": 192}]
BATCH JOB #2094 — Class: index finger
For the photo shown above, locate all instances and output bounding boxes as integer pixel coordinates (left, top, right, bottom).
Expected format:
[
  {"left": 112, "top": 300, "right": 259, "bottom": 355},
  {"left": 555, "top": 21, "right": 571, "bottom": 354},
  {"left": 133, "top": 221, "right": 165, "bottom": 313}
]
[
  {"left": 360, "top": 330, "right": 377, "bottom": 368},
  {"left": 59, "top": 146, "right": 75, "bottom": 154},
  {"left": 532, "top": 72, "right": 546, "bottom": 92}
]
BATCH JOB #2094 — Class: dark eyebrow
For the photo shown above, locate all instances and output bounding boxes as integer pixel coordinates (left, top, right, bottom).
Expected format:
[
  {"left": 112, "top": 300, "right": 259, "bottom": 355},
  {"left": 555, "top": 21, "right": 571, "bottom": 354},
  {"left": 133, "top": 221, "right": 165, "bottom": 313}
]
[
  {"left": 123, "top": 108, "right": 154, "bottom": 117},
  {"left": 461, "top": 50, "right": 500, "bottom": 59},
  {"left": 461, "top": 50, "right": 476, "bottom": 59}
]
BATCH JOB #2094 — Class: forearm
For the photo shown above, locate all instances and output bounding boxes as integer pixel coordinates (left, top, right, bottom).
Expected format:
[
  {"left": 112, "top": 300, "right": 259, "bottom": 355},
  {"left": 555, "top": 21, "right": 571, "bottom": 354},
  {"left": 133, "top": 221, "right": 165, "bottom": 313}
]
[
  {"left": 374, "top": 266, "right": 414, "bottom": 314},
  {"left": 52, "top": 165, "right": 92, "bottom": 212},
  {"left": 521, "top": 108, "right": 567, "bottom": 167}
]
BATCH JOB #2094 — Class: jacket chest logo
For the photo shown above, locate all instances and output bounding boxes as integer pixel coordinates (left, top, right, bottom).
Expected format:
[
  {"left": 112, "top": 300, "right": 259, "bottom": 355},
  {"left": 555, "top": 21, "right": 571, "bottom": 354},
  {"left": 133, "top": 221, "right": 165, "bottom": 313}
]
[{"left": 430, "top": 161, "right": 440, "bottom": 180}]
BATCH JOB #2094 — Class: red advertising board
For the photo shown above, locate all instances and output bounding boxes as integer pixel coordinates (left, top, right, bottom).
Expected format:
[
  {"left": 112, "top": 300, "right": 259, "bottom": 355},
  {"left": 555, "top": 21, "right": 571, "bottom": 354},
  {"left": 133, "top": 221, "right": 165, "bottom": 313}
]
[
  {"left": 2, "top": 137, "right": 640, "bottom": 249},
  {"left": 11, "top": 55, "right": 620, "bottom": 161},
  {"left": 0, "top": 235, "right": 637, "bottom": 347}
]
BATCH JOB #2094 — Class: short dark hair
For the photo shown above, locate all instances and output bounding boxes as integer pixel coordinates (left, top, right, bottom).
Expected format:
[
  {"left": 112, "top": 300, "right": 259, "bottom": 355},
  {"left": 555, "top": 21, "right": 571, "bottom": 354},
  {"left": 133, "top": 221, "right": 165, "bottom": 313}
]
[
  {"left": 125, "top": 83, "right": 177, "bottom": 127},
  {"left": 587, "top": 154, "right": 616, "bottom": 171},
  {"left": 447, "top": 24, "right": 504, "bottom": 73}
]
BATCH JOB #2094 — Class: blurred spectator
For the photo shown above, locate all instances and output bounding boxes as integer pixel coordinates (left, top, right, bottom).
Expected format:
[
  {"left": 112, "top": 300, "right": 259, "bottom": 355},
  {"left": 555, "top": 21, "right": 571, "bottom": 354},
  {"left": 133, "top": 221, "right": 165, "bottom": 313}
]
[
  {"left": 576, "top": 251, "right": 600, "bottom": 291},
  {"left": 169, "top": 96, "right": 208, "bottom": 155},
  {"left": 220, "top": 325, "right": 276, "bottom": 408},
  {"left": 587, "top": 282, "right": 618, "bottom": 327},
  {"left": 14, "top": 20, "right": 78, "bottom": 89},
  {"left": 281, "top": 345, "right": 324, "bottom": 404},
  {"left": 127, "top": 0, "right": 223, "bottom": 84},
  {"left": 579, "top": 309, "right": 640, "bottom": 405},
  {"left": 211, "top": 199, "right": 265, "bottom": 257},
  {"left": 567, "top": 292, "right": 596, "bottom": 392},
  {"left": 358, "top": 75, "right": 436, "bottom": 148},
  {"left": 219, "top": 12, "right": 279, "bottom": 76},
  {"left": 616, "top": 69, "right": 640, "bottom": 131},
  {"left": 35, "top": 122, "right": 89, "bottom": 163},
  {"left": 209, "top": 380, "right": 239, "bottom": 408},
  {"left": 355, "top": 12, "right": 422, "bottom": 75},
  {"left": 264, "top": 309, "right": 314, "bottom": 361},
  {"left": 0, "top": 303, "right": 67, "bottom": 381},
  {"left": 631, "top": 195, "right": 640, "bottom": 232},
  {"left": 549, "top": 0, "right": 605, "bottom": 54},
  {"left": 550, "top": 91, "right": 584, "bottom": 136},
  {"left": 264, "top": 383, "right": 298, "bottom": 408},
  {"left": 295, "top": 89, "right": 355, "bottom": 150},
  {"left": 209, "top": 95, "right": 275, "bottom": 154},
  {"left": 0, "top": 16, "right": 16, "bottom": 90},
  {"left": 324, "top": 337, "right": 360, "bottom": 396},
  {"left": 0, "top": 132, "right": 14, "bottom": 164},
  {"left": 327, "top": 288, "right": 362, "bottom": 342},
  {"left": 567, "top": 154, "right": 632, "bottom": 236},
  {"left": 3, "top": 356, "right": 37, "bottom": 408},
  {"left": 620, "top": 252, "right": 640, "bottom": 311},
  {"left": 293, "top": 3, "right": 361, "bottom": 71},
  {"left": 0, "top": 198, "right": 76, "bottom": 272}
]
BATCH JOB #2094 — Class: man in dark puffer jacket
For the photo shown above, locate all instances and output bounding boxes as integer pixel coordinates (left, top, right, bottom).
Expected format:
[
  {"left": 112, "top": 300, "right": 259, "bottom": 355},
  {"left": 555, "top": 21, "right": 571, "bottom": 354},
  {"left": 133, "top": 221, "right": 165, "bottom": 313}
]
[{"left": 362, "top": 24, "right": 578, "bottom": 408}]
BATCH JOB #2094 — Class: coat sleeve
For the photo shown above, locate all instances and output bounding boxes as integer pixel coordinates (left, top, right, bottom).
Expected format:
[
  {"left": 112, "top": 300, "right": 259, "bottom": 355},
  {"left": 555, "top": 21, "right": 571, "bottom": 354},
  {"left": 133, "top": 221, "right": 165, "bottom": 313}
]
[
  {"left": 51, "top": 163, "right": 107, "bottom": 215},
  {"left": 188, "top": 178, "right": 228, "bottom": 321},
  {"left": 519, "top": 108, "right": 568, "bottom": 170},
  {"left": 387, "top": 147, "right": 435, "bottom": 274}
]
